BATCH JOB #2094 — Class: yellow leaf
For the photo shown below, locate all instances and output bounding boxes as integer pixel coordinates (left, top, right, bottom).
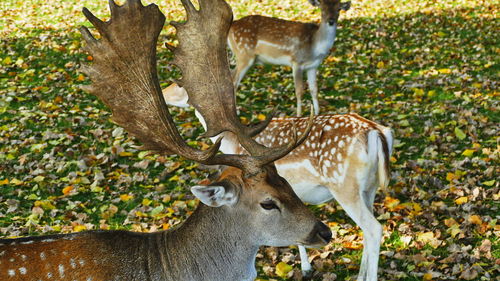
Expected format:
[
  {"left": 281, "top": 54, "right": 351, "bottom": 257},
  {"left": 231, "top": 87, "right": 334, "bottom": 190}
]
[
  {"left": 462, "top": 149, "right": 475, "bottom": 157},
  {"left": 446, "top": 172, "right": 456, "bottom": 182},
  {"left": 468, "top": 215, "right": 482, "bottom": 225},
  {"left": 275, "top": 262, "right": 293, "bottom": 278},
  {"left": 10, "top": 178, "right": 24, "bottom": 185},
  {"left": 384, "top": 196, "right": 400, "bottom": 211},
  {"left": 438, "top": 68, "right": 451, "bottom": 74},
  {"left": 62, "top": 185, "right": 73, "bottom": 195},
  {"left": 423, "top": 273, "right": 433, "bottom": 280},
  {"left": 326, "top": 56, "right": 341, "bottom": 63},
  {"left": 73, "top": 225, "right": 87, "bottom": 232},
  {"left": 120, "top": 194, "right": 133, "bottom": 202},
  {"left": 449, "top": 226, "right": 461, "bottom": 238},
  {"left": 34, "top": 200, "right": 56, "bottom": 210},
  {"left": 377, "top": 61, "right": 385, "bottom": 68},
  {"left": 0, "top": 179, "right": 9, "bottom": 185},
  {"left": 239, "top": 116, "right": 248, "bottom": 124},
  {"left": 135, "top": 211, "right": 147, "bottom": 217},
  {"left": 257, "top": 113, "right": 266, "bottom": 121},
  {"left": 413, "top": 203, "right": 422, "bottom": 212},
  {"left": 413, "top": 88, "right": 424, "bottom": 96},
  {"left": 482, "top": 180, "right": 495, "bottom": 186},
  {"left": 444, "top": 217, "right": 458, "bottom": 227},
  {"left": 142, "top": 198, "right": 152, "bottom": 206},
  {"left": 417, "top": 232, "right": 434, "bottom": 243},
  {"left": 77, "top": 74, "right": 85, "bottom": 81},
  {"left": 3, "top": 57, "right": 12, "bottom": 65},
  {"left": 169, "top": 175, "right": 180, "bottom": 182},
  {"left": 455, "top": 196, "right": 468, "bottom": 205},
  {"left": 437, "top": 31, "right": 446, "bottom": 37},
  {"left": 119, "top": 151, "right": 133, "bottom": 157},
  {"left": 200, "top": 142, "right": 210, "bottom": 150}
]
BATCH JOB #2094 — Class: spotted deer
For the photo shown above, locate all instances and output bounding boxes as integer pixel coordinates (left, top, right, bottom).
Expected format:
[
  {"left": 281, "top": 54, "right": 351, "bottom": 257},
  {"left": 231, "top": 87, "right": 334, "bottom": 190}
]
[
  {"left": 0, "top": 1, "right": 333, "bottom": 280},
  {"left": 228, "top": 0, "right": 351, "bottom": 116},
  {"left": 163, "top": 83, "right": 393, "bottom": 281}
]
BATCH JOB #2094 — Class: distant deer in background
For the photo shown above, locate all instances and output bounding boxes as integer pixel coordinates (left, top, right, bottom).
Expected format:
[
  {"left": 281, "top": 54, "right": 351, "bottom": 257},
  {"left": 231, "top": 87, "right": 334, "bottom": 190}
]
[
  {"left": 164, "top": 83, "right": 393, "bottom": 281},
  {"left": 228, "top": 0, "right": 351, "bottom": 116},
  {"left": 0, "top": 0, "right": 332, "bottom": 280}
]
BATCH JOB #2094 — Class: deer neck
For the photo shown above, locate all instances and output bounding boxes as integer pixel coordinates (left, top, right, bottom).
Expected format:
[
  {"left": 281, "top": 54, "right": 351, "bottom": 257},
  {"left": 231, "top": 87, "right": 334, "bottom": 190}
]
[
  {"left": 158, "top": 204, "right": 259, "bottom": 281},
  {"left": 312, "top": 21, "right": 337, "bottom": 59},
  {"left": 195, "top": 109, "right": 240, "bottom": 154}
]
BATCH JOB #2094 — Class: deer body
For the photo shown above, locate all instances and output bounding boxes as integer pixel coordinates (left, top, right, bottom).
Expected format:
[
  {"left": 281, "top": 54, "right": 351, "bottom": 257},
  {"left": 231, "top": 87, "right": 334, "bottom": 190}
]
[
  {"left": 213, "top": 116, "right": 391, "bottom": 281},
  {"left": 1, "top": 0, "right": 332, "bottom": 280},
  {"left": 164, "top": 83, "right": 392, "bottom": 281},
  {"left": 228, "top": 0, "right": 351, "bottom": 116}
]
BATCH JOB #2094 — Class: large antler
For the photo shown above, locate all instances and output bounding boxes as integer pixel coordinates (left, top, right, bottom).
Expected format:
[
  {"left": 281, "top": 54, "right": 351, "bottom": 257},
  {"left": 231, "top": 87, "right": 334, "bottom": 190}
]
[
  {"left": 170, "top": 0, "right": 313, "bottom": 165},
  {"left": 79, "top": 0, "right": 223, "bottom": 164},
  {"left": 80, "top": 0, "right": 311, "bottom": 172}
]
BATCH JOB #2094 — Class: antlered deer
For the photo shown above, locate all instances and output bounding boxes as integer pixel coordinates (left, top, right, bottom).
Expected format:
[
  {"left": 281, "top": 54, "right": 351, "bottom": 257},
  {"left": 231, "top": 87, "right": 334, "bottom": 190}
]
[
  {"left": 163, "top": 83, "right": 393, "bottom": 281},
  {"left": 0, "top": 0, "right": 332, "bottom": 280},
  {"left": 229, "top": 0, "right": 351, "bottom": 116}
]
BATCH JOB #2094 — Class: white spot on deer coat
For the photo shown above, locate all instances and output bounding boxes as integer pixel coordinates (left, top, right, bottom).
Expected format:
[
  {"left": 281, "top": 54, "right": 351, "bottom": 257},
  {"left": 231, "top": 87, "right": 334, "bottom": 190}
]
[
  {"left": 8, "top": 269, "right": 15, "bottom": 276},
  {"left": 19, "top": 267, "right": 27, "bottom": 275},
  {"left": 338, "top": 140, "right": 345, "bottom": 148},
  {"left": 58, "top": 264, "right": 65, "bottom": 277}
]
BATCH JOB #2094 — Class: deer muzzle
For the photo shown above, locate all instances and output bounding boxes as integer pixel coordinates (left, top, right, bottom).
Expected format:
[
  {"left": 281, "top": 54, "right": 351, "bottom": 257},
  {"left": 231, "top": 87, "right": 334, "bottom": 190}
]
[{"left": 303, "top": 221, "right": 332, "bottom": 247}]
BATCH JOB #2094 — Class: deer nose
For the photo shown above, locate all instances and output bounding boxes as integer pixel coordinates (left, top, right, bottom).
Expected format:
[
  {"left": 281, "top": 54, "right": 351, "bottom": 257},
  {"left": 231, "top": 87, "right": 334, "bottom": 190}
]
[
  {"left": 328, "top": 18, "right": 336, "bottom": 26},
  {"left": 316, "top": 222, "right": 332, "bottom": 242}
]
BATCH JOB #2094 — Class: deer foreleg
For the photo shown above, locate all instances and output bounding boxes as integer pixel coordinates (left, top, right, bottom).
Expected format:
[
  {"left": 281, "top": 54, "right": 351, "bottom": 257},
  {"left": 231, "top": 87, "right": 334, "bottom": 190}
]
[
  {"left": 306, "top": 68, "right": 320, "bottom": 115},
  {"left": 298, "top": 245, "right": 312, "bottom": 278},
  {"left": 292, "top": 65, "right": 305, "bottom": 117}
]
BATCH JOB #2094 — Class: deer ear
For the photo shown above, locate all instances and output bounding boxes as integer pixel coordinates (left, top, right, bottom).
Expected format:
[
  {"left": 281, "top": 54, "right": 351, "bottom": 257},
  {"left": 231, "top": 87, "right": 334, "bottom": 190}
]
[
  {"left": 340, "top": 1, "right": 351, "bottom": 11},
  {"left": 191, "top": 185, "right": 238, "bottom": 207},
  {"left": 308, "top": 0, "right": 320, "bottom": 7}
]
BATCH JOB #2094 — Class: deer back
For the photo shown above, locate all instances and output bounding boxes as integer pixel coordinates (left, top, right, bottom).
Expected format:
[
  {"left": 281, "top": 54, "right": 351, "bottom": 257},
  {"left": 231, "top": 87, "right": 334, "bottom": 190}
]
[
  {"left": 229, "top": 15, "right": 318, "bottom": 58},
  {"left": 0, "top": 231, "right": 163, "bottom": 280}
]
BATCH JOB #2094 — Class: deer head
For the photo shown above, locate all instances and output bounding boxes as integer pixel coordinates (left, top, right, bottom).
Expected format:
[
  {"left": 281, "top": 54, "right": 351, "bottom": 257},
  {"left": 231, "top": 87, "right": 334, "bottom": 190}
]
[{"left": 308, "top": 0, "right": 351, "bottom": 26}]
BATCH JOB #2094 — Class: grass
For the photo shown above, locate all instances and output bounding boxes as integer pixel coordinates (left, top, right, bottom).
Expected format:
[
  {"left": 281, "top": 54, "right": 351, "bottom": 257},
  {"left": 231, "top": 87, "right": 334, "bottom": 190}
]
[{"left": 1, "top": 0, "right": 499, "bottom": 280}]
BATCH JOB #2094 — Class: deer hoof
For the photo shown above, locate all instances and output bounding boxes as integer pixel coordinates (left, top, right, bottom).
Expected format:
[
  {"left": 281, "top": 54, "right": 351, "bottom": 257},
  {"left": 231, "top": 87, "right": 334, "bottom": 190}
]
[{"left": 302, "top": 269, "right": 313, "bottom": 280}]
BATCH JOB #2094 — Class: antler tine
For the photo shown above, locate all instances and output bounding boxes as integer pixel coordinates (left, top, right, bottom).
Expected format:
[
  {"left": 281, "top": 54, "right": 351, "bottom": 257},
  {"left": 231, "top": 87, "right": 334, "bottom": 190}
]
[
  {"left": 79, "top": 0, "right": 231, "bottom": 166},
  {"left": 248, "top": 106, "right": 315, "bottom": 166},
  {"left": 244, "top": 109, "right": 276, "bottom": 137}
]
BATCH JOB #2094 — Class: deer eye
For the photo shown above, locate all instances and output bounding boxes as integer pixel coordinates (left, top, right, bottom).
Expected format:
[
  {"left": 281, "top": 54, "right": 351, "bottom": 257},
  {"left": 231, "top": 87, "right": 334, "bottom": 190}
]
[{"left": 260, "top": 200, "right": 279, "bottom": 211}]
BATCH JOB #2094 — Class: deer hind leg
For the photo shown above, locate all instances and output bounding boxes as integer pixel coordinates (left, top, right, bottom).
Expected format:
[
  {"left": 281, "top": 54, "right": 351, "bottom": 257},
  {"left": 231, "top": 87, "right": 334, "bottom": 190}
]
[
  {"left": 292, "top": 64, "right": 305, "bottom": 116},
  {"left": 232, "top": 53, "right": 255, "bottom": 89},
  {"left": 306, "top": 68, "right": 320, "bottom": 115},
  {"left": 328, "top": 171, "right": 381, "bottom": 281}
]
